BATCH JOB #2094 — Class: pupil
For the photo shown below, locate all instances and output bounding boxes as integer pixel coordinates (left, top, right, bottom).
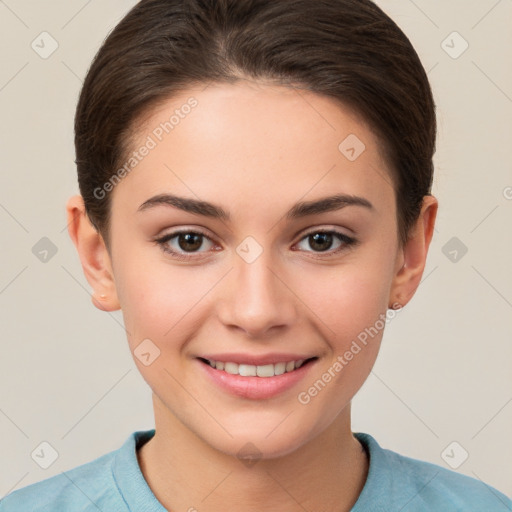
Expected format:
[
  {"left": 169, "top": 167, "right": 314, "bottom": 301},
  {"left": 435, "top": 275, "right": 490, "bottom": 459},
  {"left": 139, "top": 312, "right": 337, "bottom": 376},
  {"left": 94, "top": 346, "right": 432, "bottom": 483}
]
[
  {"left": 310, "top": 233, "right": 332, "bottom": 252},
  {"left": 178, "top": 233, "right": 202, "bottom": 252}
]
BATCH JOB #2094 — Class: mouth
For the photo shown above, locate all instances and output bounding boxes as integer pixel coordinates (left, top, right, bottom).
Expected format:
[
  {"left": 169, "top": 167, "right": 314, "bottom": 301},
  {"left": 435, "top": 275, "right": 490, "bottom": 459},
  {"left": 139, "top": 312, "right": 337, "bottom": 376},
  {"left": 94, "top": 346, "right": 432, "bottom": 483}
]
[
  {"left": 196, "top": 355, "right": 319, "bottom": 400},
  {"left": 197, "top": 357, "right": 318, "bottom": 378}
]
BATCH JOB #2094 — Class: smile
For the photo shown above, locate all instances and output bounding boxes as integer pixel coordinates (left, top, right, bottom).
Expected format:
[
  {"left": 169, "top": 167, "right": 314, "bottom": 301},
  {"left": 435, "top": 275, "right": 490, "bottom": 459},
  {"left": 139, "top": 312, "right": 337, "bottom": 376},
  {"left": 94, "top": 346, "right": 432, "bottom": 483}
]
[
  {"left": 200, "top": 358, "right": 312, "bottom": 378},
  {"left": 197, "top": 355, "right": 318, "bottom": 399}
]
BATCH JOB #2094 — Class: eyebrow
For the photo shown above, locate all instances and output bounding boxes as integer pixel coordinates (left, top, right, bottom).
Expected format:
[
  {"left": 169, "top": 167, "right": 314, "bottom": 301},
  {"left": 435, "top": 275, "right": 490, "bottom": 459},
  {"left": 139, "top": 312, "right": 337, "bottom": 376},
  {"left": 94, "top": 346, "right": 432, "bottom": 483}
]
[{"left": 137, "top": 193, "right": 374, "bottom": 220}]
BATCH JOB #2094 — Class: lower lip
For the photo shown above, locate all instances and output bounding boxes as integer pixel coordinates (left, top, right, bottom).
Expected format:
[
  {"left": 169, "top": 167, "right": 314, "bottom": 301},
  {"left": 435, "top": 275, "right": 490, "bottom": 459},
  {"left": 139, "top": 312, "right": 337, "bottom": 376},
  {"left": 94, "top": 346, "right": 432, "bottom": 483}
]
[{"left": 196, "top": 359, "right": 316, "bottom": 400}]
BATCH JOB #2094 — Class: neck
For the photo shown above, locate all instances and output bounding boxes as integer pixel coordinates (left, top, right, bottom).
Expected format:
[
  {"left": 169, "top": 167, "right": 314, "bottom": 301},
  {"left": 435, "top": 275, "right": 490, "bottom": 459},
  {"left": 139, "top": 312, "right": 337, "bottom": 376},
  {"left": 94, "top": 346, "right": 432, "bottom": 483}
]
[{"left": 137, "top": 394, "right": 368, "bottom": 512}]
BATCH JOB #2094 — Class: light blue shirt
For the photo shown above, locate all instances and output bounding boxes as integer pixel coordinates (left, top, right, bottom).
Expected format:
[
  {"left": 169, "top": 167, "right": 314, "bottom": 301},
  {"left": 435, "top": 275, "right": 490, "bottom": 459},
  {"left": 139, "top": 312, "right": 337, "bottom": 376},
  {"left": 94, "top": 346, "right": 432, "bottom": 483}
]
[{"left": 1, "top": 429, "right": 511, "bottom": 511}]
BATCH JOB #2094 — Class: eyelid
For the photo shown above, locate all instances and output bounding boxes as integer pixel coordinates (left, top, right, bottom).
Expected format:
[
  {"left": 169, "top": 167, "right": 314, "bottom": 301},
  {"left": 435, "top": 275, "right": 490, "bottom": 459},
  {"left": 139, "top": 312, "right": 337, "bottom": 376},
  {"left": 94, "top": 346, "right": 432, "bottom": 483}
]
[
  {"left": 156, "top": 225, "right": 214, "bottom": 241},
  {"left": 154, "top": 227, "right": 218, "bottom": 259},
  {"left": 154, "top": 225, "right": 357, "bottom": 260},
  {"left": 292, "top": 228, "right": 357, "bottom": 256}
]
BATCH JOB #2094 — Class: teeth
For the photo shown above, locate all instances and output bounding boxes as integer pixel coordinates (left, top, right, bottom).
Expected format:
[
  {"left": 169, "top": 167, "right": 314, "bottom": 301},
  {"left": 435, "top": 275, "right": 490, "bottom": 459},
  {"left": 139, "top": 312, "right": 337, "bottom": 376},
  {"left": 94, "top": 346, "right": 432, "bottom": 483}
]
[
  {"left": 225, "top": 362, "right": 239, "bottom": 375},
  {"left": 205, "top": 358, "right": 309, "bottom": 377},
  {"left": 273, "top": 362, "right": 286, "bottom": 376},
  {"left": 239, "top": 364, "right": 257, "bottom": 377}
]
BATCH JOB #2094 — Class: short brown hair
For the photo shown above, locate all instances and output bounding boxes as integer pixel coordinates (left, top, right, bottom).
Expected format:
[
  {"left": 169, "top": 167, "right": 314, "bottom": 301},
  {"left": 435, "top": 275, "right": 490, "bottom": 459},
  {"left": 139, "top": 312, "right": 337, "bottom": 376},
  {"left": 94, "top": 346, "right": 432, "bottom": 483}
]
[{"left": 75, "top": 0, "right": 436, "bottom": 249}]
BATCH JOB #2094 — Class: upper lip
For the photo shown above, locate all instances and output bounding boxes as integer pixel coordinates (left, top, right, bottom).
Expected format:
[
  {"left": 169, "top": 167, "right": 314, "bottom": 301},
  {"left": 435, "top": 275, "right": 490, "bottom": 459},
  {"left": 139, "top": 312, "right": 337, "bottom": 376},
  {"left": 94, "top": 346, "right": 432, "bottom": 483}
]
[{"left": 198, "top": 353, "right": 317, "bottom": 366}]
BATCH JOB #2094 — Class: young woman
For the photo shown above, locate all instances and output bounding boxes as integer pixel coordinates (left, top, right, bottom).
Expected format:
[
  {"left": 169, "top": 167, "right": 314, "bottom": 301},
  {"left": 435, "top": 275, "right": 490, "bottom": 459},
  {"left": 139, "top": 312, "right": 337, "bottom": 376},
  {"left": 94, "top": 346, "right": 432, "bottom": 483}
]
[{"left": 1, "top": 0, "right": 510, "bottom": 510}]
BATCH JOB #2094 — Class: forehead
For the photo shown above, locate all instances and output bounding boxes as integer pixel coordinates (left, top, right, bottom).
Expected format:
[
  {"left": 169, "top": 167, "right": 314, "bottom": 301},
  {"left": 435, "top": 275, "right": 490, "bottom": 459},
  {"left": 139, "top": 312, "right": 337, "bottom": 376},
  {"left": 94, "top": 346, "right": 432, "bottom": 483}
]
[{"left": 111, "top": 80, "right": 395, "bottom": 220}]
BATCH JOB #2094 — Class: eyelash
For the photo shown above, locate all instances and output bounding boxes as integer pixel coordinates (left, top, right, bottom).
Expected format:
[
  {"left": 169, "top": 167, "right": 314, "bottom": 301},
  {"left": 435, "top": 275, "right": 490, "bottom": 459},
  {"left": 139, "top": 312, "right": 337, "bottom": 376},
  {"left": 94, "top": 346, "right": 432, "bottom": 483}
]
[{"left": 154, "top": 228, "right": 358, "bottom": 261}]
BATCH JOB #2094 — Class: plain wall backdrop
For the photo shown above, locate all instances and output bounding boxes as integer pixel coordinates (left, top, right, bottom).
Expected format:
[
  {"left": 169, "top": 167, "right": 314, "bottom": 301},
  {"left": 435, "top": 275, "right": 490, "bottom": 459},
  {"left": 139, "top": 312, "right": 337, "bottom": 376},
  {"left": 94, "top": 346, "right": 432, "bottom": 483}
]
[{"left": 1, "top": 0, "right": 511, "bottom": 501}]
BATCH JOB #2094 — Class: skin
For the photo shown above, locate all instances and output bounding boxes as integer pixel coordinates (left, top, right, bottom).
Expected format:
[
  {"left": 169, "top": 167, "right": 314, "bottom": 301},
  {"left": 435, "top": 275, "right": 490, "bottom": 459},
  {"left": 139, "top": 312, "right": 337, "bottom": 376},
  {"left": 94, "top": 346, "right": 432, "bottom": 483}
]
[{"left": 67, "top": 80, "right": 437, "bottom": 511}]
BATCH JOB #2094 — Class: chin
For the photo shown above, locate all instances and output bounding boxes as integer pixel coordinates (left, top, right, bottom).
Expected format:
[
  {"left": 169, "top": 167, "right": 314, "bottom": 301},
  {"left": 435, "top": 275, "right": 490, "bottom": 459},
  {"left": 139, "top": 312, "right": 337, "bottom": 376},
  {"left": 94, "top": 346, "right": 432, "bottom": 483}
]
[{"left": 201, "top": 417, "right": 319, "bottom": 462}]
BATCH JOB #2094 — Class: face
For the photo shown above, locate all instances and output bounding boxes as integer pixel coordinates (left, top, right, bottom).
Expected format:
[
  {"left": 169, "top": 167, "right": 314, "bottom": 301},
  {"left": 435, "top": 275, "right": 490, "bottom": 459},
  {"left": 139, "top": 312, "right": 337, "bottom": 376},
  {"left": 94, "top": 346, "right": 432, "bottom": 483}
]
[{"left": 106, "top": 80, "right": 403, "bottom": 458}]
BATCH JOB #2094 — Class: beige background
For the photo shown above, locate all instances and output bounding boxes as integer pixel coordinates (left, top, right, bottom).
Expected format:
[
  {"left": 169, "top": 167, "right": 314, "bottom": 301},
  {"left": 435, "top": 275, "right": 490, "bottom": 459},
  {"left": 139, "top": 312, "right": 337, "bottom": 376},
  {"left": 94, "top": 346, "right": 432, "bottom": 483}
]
[{"left": 0, "top": 0, "right": 511, "bottom": 501}]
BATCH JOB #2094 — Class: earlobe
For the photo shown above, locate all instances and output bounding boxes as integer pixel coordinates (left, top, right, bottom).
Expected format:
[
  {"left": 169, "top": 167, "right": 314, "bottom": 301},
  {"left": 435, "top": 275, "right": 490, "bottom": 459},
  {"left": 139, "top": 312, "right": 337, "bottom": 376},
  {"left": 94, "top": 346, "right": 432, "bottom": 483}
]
[
  {"left": 389, "top": 195, "right": 438, "bottom": 308},
  {"left": 66, "top": 195, "right": 121, "bottom": 312}
]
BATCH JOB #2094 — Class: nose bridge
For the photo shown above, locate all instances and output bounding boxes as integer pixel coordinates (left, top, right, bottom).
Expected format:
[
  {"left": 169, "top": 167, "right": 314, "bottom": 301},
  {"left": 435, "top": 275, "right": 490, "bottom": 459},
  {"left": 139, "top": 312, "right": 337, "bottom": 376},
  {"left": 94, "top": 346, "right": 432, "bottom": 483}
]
[{"left": 218, "top": 240, "right": 296, "bottom": 337}]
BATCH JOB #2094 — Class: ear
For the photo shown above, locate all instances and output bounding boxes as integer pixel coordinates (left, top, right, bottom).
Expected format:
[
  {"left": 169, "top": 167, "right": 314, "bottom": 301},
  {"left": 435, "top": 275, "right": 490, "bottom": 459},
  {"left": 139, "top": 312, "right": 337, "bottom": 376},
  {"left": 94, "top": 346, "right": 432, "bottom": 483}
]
[
  {"left": 389, "top": 195, "right": 438, "bottom": 308},
  {"left": 66, "top": 195, "right": 121, "bottom": 312}
]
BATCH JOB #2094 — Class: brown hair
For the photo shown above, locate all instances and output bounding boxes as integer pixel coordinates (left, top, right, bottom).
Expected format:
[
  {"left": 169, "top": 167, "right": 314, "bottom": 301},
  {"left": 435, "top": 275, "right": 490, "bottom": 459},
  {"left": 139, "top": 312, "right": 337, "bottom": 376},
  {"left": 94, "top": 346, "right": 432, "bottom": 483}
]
[{"left": 75, "top": 0, "right": 436, "bottom": 250}]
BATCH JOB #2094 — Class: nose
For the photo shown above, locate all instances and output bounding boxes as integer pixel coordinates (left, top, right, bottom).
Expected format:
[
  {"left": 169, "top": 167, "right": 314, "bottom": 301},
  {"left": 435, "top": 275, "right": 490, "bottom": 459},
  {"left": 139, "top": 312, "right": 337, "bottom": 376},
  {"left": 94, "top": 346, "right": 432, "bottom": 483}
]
[{"left": 217, "top": 250, "right": 298, "bottom": 339}]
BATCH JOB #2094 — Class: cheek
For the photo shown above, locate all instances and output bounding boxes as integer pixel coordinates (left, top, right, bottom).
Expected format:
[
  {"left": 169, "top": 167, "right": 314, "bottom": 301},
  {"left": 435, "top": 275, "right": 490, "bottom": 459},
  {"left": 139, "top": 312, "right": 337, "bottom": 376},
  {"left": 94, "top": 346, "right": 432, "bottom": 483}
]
[
  {"left": 291, "top": 263, "right": 395, "bottom": 426},
  {"left": 300, "top": 255, "right": 396, "bottom": 341},
  {"left": 292, "top": 236, "right": 397, "bottom": 385},
  {"left": 111, "top": 244, "right": 178, "bottom": 341},
  {"left": 114, "top": 252, "right": 218, "bottom": 353},
  {"left": 113, "top": 220, "right": 398, "bottom": 355}
]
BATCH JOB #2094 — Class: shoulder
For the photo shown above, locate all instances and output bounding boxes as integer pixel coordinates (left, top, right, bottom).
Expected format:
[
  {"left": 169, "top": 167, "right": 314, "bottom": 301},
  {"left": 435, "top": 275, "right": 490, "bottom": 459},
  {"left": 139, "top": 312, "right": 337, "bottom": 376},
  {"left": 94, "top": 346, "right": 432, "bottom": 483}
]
[
  {"left": 353, "top": 433, "right": 512, "bottom": 512},
  {"left": 0, "top": 436, "right": 131, "bottom": 512}
]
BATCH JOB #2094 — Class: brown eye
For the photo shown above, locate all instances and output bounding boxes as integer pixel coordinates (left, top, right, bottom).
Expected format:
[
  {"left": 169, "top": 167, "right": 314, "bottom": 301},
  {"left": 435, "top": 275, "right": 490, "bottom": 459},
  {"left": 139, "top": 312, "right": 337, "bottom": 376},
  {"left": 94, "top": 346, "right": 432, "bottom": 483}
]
[
  {"left": 155, "top": 229, "right": 216, "bottom": 259},
  {"left": 177, "top": 233, "right": 204, "bottom": 252},
  {"left": 308, "top": 232, "right": 334, "bottom": 252},
  {"left": 295, "top": 230, "right": 356, "bottom": 256}
]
